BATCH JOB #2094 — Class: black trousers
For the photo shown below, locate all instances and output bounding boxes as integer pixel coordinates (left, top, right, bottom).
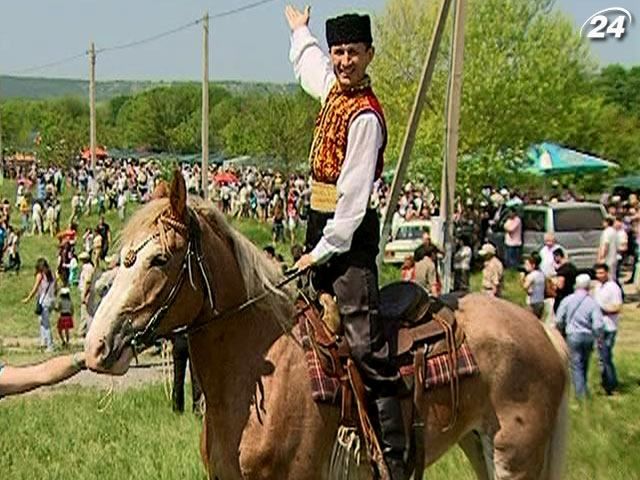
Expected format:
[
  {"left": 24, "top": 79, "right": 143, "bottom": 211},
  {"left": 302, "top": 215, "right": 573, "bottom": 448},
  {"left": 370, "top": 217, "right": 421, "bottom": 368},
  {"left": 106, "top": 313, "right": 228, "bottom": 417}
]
[
  {"left": 171, "top": 334, "right": 202, "bottom": 412},
  {"left": 313, "top": 262, "right": 401, "bottom": 396},
  {"left": 306, "top": 208, "right": 400, "bottom": 395}
]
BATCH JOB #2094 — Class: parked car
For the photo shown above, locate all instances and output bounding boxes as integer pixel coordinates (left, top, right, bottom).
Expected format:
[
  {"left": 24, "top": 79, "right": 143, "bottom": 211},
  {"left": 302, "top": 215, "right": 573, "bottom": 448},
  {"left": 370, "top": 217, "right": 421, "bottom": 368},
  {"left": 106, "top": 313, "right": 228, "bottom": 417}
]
[
  {"left": 488, "top": 202, "right": 606, "bottom": 270},
  {"left": 383, "top": 219, "right": 432, "bottom": 264}
]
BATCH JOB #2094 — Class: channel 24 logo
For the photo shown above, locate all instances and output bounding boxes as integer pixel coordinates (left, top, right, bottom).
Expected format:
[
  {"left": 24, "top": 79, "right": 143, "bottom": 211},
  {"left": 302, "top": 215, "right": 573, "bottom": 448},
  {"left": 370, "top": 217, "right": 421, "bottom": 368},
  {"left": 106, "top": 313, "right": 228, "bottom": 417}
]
[{"left": 580, "top": 7, "right": 633, "bottom": 40}]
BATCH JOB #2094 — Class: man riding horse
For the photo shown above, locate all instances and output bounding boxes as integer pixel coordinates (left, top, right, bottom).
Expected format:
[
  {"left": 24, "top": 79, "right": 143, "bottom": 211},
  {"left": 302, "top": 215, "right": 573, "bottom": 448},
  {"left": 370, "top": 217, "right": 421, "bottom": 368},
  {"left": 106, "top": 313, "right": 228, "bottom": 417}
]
[{"left": 286, "top": 6, "right": 408, "bottom": 479}]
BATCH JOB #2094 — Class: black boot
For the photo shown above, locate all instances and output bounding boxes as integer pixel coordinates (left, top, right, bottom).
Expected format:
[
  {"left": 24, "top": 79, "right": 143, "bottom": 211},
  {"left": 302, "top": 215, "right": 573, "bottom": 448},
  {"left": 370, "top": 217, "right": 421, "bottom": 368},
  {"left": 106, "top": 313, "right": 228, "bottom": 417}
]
[{"left": 374, "top": 396, "right": 408, "bottom": 480}]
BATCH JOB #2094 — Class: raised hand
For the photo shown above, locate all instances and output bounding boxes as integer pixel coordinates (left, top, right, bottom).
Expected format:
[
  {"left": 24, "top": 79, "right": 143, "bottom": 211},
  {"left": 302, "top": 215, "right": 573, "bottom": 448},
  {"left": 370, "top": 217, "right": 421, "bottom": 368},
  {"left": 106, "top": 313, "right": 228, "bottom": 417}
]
[{"left": 284, "top": 4, "right": 310, "bottom": 32}]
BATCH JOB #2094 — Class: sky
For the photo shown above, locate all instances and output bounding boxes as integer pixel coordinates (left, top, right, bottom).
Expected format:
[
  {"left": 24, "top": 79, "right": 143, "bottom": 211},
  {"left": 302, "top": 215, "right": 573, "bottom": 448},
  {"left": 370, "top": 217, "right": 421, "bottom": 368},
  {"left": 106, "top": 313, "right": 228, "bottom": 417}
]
[{"left": 0, "top": 0, "right": 638, "bottom": 83}]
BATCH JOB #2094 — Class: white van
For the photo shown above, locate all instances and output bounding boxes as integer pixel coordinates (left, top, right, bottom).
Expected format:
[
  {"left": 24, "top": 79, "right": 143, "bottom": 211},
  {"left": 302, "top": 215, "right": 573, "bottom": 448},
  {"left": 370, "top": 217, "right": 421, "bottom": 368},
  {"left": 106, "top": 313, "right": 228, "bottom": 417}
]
[{"left": 489, "top": 202, "right": 606, "bottom": 270}]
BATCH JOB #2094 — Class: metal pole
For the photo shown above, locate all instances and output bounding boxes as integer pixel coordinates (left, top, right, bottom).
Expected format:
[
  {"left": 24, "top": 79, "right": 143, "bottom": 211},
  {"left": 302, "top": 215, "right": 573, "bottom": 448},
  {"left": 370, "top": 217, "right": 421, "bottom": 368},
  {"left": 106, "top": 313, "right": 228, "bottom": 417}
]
[
  {"left": 89, "top": 42, "right": 97, "bottom": 178},
  {"left": 377, "top": 0, "right": 453, "bottom": 268},
  {"left": 201, "top": 13, "right": 210, "bottom": 200},
  {"left": 439, "top": 0, "right": 466, "bottom": 293}
]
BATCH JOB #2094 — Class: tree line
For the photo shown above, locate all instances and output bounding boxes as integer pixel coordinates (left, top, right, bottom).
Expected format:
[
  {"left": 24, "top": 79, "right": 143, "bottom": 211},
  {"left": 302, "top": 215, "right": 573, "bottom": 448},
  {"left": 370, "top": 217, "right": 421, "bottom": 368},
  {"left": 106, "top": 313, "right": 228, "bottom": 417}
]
[{"left": 1, "top": 0, "right": 638, "bottom": 192}]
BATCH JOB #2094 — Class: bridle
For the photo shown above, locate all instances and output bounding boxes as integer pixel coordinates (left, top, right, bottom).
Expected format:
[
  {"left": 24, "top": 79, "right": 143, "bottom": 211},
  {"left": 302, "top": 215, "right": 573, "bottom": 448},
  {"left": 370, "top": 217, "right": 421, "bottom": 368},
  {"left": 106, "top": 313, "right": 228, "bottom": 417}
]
[
  {"left": 127, "top": 207, "right": 215, "bottom": 353},
  {"left": 125, "top": 206, "right": 304, "bottom": 354}
]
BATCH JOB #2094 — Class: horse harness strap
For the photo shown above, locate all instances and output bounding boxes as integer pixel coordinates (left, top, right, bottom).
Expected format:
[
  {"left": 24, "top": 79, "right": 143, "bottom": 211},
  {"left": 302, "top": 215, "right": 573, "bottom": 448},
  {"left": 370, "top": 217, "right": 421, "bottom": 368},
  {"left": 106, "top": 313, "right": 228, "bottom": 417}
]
[
  {"left": 129, "top": 208, "right": 215, "bottom": 352},
  {"left": 128, "top": 206, "right": 304, "bottom": 353}
]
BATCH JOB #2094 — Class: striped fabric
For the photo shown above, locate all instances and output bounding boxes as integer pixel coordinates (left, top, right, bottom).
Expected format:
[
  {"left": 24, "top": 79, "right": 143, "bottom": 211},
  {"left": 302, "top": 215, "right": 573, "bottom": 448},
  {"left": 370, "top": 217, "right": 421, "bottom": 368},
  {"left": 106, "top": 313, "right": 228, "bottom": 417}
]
[
  {"left": 297, "top": 314, "right": 480, "bottom": 403},
  {"left": 399, "top": 342, "right": 480, "bottom": 390},
  {"left": 296, "top": 318, "right": 341, "bottom": 404}
]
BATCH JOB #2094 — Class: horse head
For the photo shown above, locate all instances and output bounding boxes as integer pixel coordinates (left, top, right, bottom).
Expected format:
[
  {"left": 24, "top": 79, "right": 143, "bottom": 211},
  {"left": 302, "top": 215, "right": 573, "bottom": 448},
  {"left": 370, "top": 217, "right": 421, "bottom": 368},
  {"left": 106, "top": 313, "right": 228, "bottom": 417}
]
[{"left": 85, "top": 169, "right": 210, "bottom": 374}]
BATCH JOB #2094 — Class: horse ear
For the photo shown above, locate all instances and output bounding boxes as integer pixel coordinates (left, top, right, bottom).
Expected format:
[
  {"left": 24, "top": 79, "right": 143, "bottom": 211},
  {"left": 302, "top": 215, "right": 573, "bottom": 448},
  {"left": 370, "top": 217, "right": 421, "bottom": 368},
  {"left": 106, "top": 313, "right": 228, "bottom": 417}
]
[
  {"left": 151, "top": 181, "right": 169, "bottom": 200},
  {"left": 169, "top": 168, "right": 187, "bottom": 220}
]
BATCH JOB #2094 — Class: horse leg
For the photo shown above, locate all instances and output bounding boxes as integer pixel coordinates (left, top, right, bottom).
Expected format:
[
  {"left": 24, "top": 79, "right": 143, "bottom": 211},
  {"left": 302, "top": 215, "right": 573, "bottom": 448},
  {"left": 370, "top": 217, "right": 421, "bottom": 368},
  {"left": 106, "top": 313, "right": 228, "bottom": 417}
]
[
  {"left": 490, "top": 406, "right": 555, "bottom": 480},
  {"left": 458, "top": 431, "right": 493, "bottom": 480}
]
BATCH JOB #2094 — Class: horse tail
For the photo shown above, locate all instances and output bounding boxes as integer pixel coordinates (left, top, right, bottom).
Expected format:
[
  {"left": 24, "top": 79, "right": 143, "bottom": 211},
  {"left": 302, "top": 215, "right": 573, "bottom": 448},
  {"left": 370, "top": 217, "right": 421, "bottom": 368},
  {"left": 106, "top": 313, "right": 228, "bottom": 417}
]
[{"left": 542, "top": 325, "right": 569, "bottom": 480}]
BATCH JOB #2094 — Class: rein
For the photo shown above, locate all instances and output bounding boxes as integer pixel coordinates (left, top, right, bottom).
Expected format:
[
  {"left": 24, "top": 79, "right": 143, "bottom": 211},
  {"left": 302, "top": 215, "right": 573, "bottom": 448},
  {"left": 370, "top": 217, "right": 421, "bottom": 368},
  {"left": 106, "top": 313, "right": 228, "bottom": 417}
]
[{"left": 127, "top": 207, "right": 304, "bottom": 354}]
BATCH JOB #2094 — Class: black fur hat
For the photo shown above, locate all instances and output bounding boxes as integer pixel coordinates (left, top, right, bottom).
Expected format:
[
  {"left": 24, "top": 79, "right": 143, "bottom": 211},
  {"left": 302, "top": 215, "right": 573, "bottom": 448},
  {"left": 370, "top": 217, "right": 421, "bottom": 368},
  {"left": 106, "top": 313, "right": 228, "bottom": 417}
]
[{"left": 325, "top": 13, "right": 372, "bottom": 47}]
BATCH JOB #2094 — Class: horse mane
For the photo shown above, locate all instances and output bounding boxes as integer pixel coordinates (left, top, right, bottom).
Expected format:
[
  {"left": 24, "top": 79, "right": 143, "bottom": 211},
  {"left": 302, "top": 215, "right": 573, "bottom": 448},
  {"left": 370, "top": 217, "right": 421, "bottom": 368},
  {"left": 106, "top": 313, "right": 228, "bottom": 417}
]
[{"left": 119, "top": 197, "right": 295, "bottom": 328}]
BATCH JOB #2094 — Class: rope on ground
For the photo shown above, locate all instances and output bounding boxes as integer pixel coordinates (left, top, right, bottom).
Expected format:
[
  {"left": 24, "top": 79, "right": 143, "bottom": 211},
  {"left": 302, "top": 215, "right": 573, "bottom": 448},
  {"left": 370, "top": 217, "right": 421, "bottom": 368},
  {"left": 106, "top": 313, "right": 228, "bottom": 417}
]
[{"left": 97, "top": 378, "right": 115, "bottom": 412}]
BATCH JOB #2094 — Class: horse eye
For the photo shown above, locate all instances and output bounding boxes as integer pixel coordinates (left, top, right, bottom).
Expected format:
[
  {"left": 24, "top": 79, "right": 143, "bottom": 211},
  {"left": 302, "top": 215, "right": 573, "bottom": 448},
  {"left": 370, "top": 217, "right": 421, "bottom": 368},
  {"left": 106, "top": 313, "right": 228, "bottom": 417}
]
[{"left": 150, "top": 255, "right": 169, "bottom": 268}]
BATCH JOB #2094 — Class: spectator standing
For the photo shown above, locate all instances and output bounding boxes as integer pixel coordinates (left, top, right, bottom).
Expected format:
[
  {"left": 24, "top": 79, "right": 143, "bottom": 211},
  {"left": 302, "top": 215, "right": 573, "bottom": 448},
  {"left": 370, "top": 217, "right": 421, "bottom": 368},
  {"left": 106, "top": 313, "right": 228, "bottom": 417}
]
[
  {"left": 521, "top": 253, "right": 546, "bottom": 319},
  {"left": 539, "top": 233, "right": 559, "bottom": 277},
  {"left": 22, "top": 258, "right": 56, "bottom": 352},
  {"left": 598, "top": 217, "right": 619, "bottom": 280},
  {"left": 555, "top": 274, "right": 604, "bottom": 399},
  {"left": 55, "top": 287, "right": 74, "bottom": 348},
  {"left": 503, "top": 209, "right": 523, "bottom": 268},
  {"left": 552, "top": 247, "right": 577, "bottom": 309},
  {"left": 400, "top": 255, "right": 416, "bottom": 282},
  {"left": 96, "top": 215, "right": 111, "bottom": 259},
  {"left": 453, "top": 237, "right": 472, "bottom": 292},
  {"left": 0, "top": 220, "right": 6, "bottom": 267},
  {"left": 31, "top": 200, "right": 43, "bottom": 236},
  {"left": 479, "top": 243, "right": 504, "bottom": 297},
  {"left": 170, "top": 333, "right": 203, "bottom": 413},
  {"left": 91, "top": 227, "right": 103, "bottom": 267},
  {"left": 78, "top": 252, "right": 95, "bottom": 335},
  {"left": 5, "top": 226, "right": 21, "bottom": 273},
  {"left": 414, "top": 232, "right": 436, "bottom": 263},
  {"left": 593, "top": 263, "right": 623, "bottom": 395}
]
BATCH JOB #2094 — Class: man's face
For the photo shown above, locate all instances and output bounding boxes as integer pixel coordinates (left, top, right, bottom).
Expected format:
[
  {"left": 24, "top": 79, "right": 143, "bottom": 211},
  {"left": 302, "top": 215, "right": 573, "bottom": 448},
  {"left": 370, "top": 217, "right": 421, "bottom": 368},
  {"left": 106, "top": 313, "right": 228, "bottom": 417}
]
[
  {"left": 422, "top": 233, "right": 431, "bottom": 246},
  {"left": 595, "top": 267, "right": 608, "bottom": 283},
  {"left": 330, "top": 42, "right": 374, "bottom": 87}
]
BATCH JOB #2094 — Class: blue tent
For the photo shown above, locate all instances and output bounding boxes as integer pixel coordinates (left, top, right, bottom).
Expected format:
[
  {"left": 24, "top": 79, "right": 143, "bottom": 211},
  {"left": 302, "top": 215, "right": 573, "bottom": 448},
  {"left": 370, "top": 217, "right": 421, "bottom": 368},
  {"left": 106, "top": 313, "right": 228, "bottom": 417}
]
[{"left": 524, "top": 142, "right": 618, "bottom": 175}]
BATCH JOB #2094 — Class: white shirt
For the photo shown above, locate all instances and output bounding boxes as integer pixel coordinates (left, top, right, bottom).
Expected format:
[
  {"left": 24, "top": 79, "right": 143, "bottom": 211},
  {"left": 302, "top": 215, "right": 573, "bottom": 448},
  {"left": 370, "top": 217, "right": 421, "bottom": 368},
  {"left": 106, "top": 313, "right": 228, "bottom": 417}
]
[
  {"left": 600, "top": 226, "right": 618, "bottom": 270},
  {"left": 290, "top": 26, "right": 383, "bottom": 264},
  {"left": 539, "top": 244, "right": 560, "bottom": 277},
  {"left": 594, "top": 280, "right": 622, "bottom": 332}
]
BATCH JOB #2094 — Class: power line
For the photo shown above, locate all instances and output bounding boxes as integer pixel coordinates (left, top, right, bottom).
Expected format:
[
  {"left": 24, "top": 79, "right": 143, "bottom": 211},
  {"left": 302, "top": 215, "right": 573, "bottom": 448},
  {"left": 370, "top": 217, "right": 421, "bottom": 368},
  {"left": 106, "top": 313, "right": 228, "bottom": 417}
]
[
  {"left": 7, "top": 51, "right": 88, "bottom": 75},
  {"left": 4, "top": 0, "right": 280, "bottom": 75},
  {"left": 96, "top": 18, "right": 203, "bottom": 55},
  {"left": 211, "top": 0, "right": 278, "bottom": 19}
]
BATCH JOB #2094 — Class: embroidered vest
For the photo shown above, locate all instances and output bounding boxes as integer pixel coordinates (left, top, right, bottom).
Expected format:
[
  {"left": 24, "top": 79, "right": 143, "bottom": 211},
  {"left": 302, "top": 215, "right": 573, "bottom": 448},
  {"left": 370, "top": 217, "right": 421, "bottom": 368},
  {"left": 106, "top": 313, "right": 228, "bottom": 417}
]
[{"left": 309, "top": 78, "right": 387, "bottom": 185}]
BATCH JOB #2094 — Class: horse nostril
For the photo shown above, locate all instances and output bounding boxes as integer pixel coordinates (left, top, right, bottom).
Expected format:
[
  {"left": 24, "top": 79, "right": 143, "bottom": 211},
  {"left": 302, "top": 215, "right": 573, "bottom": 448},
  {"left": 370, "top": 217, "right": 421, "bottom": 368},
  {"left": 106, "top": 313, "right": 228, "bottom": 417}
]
[{"left": 95, "top": 337, "right": 111, "bottom": 361}]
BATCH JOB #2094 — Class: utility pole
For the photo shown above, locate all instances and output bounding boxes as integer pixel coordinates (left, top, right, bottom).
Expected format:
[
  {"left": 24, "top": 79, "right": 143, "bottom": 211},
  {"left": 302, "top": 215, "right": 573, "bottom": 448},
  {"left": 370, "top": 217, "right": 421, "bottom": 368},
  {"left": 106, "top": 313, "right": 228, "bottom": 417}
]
[
  {"left": 377, "top": 0, "right": 452, "bottom": 267},
  {"left": 201, "top": 12, "right": 210, "bottom": 200},
  {"left": 439, "top": 0, "right": 467, "bottom": 293},
  {"left": 89, "top": 42, "right": 97, "bottom": 179}
]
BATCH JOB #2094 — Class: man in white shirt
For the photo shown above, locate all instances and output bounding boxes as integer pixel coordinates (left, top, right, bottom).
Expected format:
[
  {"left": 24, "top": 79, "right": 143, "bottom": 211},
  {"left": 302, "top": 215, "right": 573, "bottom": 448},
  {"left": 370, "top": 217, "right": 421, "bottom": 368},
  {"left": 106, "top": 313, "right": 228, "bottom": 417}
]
[
  {"left": 286, "top": 6, "right": 406, "bottom": 478},
  {"left": 598, "top": 217, "right": 619, "bottom": 279},
  {"left": 593, "top": 263, "right": 622, "bottom": 395},
  {"left": 503, "top": 209, "right": 522, "bottom": 268},
  {"left": 539, "top": 233, "right": 560, "bottom": 277}
]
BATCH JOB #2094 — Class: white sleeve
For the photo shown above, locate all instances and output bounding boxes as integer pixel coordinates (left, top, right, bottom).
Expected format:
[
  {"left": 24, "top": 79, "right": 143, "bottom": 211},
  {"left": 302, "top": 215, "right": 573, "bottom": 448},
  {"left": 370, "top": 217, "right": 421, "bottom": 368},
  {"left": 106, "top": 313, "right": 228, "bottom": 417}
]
[
  {"left": 289, "top": 26, "right": 335, "bottom": 102},
  {"left": 310, "top": 113, "right": 383, "bottom": 264}
]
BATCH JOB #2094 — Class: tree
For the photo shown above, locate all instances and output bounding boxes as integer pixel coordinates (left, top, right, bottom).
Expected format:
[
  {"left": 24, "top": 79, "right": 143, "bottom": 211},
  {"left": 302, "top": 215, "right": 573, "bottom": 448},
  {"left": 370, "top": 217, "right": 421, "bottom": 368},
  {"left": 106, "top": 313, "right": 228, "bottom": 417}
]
[
  {"left": 371, "top": 0, "right": 596, "bottom": 191},
  {"left": 221, "top": 89, "right": 318, "bottom": 171}
]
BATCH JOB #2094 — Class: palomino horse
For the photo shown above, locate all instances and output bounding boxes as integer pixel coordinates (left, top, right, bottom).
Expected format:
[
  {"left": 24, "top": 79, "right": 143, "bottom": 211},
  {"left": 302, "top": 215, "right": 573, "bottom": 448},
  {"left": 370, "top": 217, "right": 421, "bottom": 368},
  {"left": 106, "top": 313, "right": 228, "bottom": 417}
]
[{"left": 85, "top": 171, "right": 569, "bottom": 480}]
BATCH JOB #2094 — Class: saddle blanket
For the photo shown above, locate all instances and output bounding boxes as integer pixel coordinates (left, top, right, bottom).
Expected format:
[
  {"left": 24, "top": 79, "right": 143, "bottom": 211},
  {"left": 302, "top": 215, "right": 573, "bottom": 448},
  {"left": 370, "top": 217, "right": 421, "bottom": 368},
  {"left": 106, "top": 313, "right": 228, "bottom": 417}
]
[{"left": 296, "top": 318, "right": 480, "bottom": 404}]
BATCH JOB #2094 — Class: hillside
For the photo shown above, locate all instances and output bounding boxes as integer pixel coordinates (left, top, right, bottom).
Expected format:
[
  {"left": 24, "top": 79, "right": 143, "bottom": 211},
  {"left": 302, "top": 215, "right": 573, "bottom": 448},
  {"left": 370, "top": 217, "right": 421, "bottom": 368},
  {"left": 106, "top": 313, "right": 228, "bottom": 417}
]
[{"left": 0, "top": 75, "right": 296, "bottom": 101}]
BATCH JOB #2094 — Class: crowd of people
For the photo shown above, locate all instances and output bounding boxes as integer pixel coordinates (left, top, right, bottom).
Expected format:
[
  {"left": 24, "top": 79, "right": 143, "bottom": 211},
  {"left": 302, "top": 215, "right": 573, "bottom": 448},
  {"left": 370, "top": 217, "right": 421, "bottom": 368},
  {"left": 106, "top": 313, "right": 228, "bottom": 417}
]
[{"left": 2, "top": 155, "right": 639, "bottom": 401}]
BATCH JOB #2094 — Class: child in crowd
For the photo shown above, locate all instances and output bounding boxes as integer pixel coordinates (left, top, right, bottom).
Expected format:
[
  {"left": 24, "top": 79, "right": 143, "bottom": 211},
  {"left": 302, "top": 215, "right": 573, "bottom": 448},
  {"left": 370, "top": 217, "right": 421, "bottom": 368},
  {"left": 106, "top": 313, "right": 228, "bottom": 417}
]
[
  {"left": 56, "top": 287, "right": 74, "bottom": 348},
  {"left": 68, "top": 252, "right": 79, "bottom": 286},
  {"left": 401, "top": 255, "right": 416, "bottom": 282}
]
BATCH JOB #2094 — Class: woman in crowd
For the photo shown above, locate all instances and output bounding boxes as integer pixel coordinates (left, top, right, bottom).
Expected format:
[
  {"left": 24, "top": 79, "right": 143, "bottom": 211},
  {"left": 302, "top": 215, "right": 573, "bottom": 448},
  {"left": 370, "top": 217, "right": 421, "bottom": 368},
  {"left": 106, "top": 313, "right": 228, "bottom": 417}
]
[
  {"left": 22, "top": 257, "right": 57, "bottom": 352},
  {"left": 521, "top": 253, "right": 546, "bottom": 319}
]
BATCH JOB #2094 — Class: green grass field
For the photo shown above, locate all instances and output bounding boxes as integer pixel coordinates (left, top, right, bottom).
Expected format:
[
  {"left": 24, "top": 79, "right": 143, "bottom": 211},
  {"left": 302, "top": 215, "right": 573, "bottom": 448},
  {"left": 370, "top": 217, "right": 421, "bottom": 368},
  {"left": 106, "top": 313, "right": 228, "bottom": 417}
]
[{"left": 1, "top": 178, "right": 639, "bottom": 479}]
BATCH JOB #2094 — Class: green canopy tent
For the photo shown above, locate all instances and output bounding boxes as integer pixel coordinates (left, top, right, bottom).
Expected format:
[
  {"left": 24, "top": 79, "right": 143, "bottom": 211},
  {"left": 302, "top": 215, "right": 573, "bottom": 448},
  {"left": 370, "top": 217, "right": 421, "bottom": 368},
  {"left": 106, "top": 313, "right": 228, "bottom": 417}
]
[{"left": 524, "top": 142, "right": 618, "bottom": 176}]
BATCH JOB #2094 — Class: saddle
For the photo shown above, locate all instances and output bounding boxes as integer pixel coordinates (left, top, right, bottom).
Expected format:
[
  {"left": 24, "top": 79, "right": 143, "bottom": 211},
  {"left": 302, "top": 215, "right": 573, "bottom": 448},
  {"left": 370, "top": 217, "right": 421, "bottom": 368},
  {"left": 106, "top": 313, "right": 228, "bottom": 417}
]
[
  {"left": 299, "top": 282, "right": 465, "bottom": 371},
  {"left": 295, "top": 282, "right": 477, "bottom": 480}
]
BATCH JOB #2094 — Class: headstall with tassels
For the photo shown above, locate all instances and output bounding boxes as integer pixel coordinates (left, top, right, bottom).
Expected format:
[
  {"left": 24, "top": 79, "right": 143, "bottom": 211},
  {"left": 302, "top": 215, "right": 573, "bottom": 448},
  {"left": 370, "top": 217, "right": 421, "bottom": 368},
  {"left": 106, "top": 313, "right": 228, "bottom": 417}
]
[
  {"left": 124, "top": 206, "right": 305, "bottom": 355},
  {"left": 126, "top": 207, "right": 216, "bottom": 353}
]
